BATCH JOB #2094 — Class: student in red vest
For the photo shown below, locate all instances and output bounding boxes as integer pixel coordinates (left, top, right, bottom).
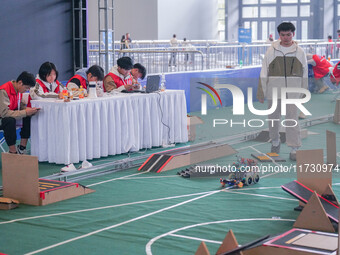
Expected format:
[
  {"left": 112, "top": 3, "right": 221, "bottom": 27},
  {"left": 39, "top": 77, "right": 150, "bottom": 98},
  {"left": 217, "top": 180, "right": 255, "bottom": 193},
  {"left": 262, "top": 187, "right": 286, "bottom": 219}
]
[
  {"left": 307, "top": 54, "right": 332, "bottom": 93},
  {"left": 330, "top": 61, "right": 340, "bottom": 86},
  {"left": 67, "top": 65, "right": 104, "bottom": 96},
  {"left": 28, "top": 62, "right": 64, "bottom": 106},
  {"left": 0, "top": 72, "right": 40, "bottom": 154},
  {"left": 103, "top": 57, "right": 133, "bottom": 92}
]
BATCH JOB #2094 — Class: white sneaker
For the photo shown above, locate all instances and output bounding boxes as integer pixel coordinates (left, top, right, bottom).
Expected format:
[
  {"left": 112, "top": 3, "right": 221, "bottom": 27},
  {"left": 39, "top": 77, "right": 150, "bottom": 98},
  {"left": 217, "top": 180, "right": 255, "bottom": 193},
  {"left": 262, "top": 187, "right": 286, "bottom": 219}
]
[
  {"left": 61, "top": 164, "right": 77, "bottom": 172},
  {"left": 80, "top": 160, "right": 93, "bottom": 169}
]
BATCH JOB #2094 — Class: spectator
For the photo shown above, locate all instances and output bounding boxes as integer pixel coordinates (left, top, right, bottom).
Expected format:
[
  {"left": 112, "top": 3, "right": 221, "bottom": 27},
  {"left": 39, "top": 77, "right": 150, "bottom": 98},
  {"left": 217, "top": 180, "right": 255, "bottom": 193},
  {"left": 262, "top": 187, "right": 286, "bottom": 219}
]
[
  {"left": 266, "top": 34, "right": 274, "bottom": 43},
  {"left": 169, "top": 34, "right": 178, "bottom": 67},
  {"left": 103, "top": 56, "right": 133, "bottom": 92},
  {"left": 326, "top": 35, "right": 333, "bottom": 59},
  {"left": 257, "top": 22, "right": 308, "bottom": 161},
  {"left": 120, "top": 35, "right": 126, "bottom": 50},
  {"left": 307, "top": 54, "right": 332, "bottom": 93},
  {"left": 0, "top": 71, "right": 40, "bottom": 154}
]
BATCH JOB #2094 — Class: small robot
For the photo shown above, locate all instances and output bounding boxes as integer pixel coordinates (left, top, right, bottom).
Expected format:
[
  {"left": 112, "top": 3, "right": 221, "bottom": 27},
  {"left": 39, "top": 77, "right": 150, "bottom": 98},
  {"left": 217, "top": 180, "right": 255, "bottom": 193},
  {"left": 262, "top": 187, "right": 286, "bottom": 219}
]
[{"left": 220, "top": 156, "right": 260, "bottom": 189}]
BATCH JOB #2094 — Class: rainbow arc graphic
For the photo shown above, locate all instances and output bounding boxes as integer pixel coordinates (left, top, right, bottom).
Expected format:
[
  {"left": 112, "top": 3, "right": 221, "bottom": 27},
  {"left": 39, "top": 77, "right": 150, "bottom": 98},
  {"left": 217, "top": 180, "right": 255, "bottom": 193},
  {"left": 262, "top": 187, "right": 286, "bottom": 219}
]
[{"left": 197, "top": 82, "right": 222, "bottom": 115}]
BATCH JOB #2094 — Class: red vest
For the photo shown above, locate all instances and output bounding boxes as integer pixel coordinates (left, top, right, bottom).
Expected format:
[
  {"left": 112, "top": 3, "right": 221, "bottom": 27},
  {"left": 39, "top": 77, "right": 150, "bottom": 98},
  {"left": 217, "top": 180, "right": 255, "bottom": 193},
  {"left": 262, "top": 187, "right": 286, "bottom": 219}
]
[
  {"left": 67, "top": 74, "right": 87, "bottom": 89},
  {"left": 0, "top": 81, "right": 21, "bottom": 110},
  {"left": 331, "top": 61, "right": 340, "bottom": 85},
  {"left": 36, "top": 78, "right": 61, "bottom": 93},
  {"left": 312, "top": 55, "right": 332, "bottom": 80},
  {"left": 103, "top": 73, "right": 132, "bottom": 92},
  {"left": 27, "top": 79, "right": 62, "bottom": 107}
]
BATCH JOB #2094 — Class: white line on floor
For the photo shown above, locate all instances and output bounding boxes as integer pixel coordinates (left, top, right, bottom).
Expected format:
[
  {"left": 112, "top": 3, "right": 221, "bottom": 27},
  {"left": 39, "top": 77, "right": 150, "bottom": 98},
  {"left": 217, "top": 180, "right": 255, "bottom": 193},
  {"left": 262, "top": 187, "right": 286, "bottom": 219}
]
[
  {"left": 0, "top": 186, "right": 283, "bottom": 226},
  {"left": 0, "top": 191, "right": 212, "bottom": 225},
  {"left": 26, "top": 190, "right": 221, "bottom": 255},
  {"left": 225, "top": 190, "right": 296, "bottom": 201},
  {"left": 87, "top": 171, "right": 147, "bottom": 187},
  {"left": 168, "top": 233, "right": 222, "bottom": 244},
  {"left": 145, "top": 218, "right": 295, "bottom": 255}
]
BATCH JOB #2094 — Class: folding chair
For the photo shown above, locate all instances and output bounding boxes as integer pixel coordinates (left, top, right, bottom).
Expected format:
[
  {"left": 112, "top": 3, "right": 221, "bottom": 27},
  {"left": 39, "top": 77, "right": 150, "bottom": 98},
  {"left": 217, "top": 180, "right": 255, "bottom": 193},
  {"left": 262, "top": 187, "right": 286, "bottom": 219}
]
[{"left": 0, "top": 130, "right": 6, "bottom": 153}]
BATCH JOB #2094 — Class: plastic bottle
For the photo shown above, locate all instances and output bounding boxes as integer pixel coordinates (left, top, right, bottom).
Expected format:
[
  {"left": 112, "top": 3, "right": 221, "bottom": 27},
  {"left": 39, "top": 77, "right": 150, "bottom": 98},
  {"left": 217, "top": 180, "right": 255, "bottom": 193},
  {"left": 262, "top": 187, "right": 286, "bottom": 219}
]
[
  {"left": 239, "top": 60, "right": 243, "bottom": 68},
  {"left": 79, "top": 85, "right": 85, "bottom": 99},
  {"left": 88, "top": 81, "right": 97, "bottom": 99},
  {"left": 62, "top": 89, "right": 68, "bottom": 101},
  {"left": 160, "top": 73, "right": 166, "bottom": 92}
]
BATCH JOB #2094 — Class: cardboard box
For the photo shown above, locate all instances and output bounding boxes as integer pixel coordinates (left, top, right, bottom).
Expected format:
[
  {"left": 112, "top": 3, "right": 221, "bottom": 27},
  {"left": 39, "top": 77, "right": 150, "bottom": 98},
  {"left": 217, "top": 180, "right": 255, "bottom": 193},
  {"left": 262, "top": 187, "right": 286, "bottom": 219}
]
[{"left": 187, "top": 115, "right": 204, "bottom": 141}]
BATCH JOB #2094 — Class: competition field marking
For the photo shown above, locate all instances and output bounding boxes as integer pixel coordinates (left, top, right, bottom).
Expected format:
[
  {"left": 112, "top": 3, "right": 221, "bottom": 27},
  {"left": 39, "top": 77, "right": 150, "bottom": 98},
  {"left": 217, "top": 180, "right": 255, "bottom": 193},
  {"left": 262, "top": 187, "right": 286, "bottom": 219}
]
[
  {"left": 145, "top": 218, "right": 295, "bottom": 255},
  {"left": 0, "top": 186, "right": 283, "bottom": 226},
  {"left": 168, "top": 234, "right": 222, "bottom": 244},
  {"left": 26, "top": 190, "right": 221, "bottom": 254}
]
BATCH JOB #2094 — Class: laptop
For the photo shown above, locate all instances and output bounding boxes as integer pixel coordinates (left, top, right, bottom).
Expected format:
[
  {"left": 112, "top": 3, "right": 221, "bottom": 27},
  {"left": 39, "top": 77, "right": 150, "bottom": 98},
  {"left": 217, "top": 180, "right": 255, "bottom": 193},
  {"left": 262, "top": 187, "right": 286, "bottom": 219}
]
[{"left": 121, "top": 74, "right": 161, "bottom": 93}]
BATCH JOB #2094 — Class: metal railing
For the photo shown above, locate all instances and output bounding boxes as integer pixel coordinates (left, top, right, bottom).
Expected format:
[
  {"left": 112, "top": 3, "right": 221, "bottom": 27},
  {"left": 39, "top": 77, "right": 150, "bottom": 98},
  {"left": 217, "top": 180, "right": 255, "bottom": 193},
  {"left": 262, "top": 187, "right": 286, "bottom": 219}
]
[{"left": 88, "top": 40, "right": 340, "bottom": 74}]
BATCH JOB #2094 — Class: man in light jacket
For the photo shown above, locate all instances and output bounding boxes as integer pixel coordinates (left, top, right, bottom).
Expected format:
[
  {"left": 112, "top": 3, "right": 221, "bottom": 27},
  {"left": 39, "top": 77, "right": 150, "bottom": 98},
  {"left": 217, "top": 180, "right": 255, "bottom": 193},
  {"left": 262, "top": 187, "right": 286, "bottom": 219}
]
[{"left": 257, "top": 22, "right": 308, "bottom": 161}]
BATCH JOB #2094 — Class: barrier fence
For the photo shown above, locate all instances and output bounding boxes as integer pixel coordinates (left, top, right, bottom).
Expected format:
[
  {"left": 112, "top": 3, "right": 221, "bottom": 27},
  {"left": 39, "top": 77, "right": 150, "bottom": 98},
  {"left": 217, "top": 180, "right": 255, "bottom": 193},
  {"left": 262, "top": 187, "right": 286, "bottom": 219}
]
[{"left": 88, "top": 40, "right": 340, "bottom": 74}]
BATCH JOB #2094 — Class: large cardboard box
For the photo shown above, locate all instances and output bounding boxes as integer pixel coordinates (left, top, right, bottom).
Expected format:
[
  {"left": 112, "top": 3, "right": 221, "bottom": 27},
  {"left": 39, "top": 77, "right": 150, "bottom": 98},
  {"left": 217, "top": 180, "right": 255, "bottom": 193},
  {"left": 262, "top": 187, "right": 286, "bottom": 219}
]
[
  {"left": 2, "top": 153, "right": 94, "bottom": 206},
  {"left": 187, "top": 115, "right": 204, "bottom": 141}
]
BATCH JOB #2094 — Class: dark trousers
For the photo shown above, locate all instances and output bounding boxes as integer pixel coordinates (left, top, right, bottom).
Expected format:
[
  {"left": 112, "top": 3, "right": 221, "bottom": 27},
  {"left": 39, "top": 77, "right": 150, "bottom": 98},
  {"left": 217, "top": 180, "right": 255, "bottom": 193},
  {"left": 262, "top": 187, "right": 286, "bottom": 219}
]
[{"left": 0, "top": 117, "right": 31, "bottom": 146}]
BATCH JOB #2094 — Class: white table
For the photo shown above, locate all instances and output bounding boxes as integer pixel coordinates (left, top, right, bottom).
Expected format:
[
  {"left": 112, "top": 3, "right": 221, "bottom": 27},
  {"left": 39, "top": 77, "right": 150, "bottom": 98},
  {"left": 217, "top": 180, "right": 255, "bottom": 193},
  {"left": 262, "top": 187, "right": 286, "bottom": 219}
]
[{"left": 30, "top": 90, "right": 188, "bottom": 164}]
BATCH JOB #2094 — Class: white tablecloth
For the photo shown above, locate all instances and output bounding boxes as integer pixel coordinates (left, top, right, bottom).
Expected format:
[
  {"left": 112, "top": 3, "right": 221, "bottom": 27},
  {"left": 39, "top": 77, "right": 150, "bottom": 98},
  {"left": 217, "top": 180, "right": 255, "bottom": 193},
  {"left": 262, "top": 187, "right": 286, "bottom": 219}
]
[{"left": 31, "top": 90, "right": 188, "bottom": 164}]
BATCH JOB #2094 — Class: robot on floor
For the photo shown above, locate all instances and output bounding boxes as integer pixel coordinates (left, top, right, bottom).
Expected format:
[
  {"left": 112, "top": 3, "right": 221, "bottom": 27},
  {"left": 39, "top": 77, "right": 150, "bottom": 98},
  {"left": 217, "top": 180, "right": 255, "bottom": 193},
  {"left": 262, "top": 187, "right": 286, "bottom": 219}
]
[{"left": 220, "top": 156, "right": 260, "bottom": 189}]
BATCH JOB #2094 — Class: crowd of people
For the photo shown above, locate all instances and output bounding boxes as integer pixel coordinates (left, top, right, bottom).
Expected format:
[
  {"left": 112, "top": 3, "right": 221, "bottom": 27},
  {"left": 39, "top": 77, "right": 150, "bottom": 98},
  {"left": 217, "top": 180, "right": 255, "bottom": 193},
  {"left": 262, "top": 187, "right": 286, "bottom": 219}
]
[{"left": 0, "top": 57, "right": 146, "bottom": 154}]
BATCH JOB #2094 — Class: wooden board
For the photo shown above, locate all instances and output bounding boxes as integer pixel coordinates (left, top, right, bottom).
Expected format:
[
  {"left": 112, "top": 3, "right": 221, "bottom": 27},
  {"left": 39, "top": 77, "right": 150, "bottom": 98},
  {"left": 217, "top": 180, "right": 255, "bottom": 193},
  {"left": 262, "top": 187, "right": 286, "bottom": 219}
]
[
  {"left": 2, "top": 153, "right": 40, "bottom": 206},
  {"left": 296, "top": 149, "right": 332, "bottom": 195}
]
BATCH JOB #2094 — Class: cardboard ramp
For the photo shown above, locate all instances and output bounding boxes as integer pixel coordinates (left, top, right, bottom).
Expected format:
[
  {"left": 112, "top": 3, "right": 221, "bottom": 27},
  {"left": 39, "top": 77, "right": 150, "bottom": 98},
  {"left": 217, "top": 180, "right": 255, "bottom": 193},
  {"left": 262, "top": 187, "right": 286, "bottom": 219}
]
[
  {"left": 281, "top": 180, "right": 338, "bottom": 223},
  {"left": 1, "top": 153, "right": 94, "bottom": 206},
  {"left": 262, "top": 228, "right": 338, "bottom": 255},
  {"left": 138, "top": 142, "right": 237, "bottom": 173}
]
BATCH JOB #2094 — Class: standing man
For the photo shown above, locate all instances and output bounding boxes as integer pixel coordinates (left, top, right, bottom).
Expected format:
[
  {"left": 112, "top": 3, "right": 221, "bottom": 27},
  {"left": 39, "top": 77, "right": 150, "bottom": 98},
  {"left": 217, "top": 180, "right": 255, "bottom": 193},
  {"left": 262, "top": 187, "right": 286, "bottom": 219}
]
[
  {"left": 169, "top": 34, "right": 178, "bottom": 67},
  {"left": 257, "top": 22, "right": 308, "bottom": 161},
  {"left": 0, "top": 71, "right": 40, "bottom": 154}
]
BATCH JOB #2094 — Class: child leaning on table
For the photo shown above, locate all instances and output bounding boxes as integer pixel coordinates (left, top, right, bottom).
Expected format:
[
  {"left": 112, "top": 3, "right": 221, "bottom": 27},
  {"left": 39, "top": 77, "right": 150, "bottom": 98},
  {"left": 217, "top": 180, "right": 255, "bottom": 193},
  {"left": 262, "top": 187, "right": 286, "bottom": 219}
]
[{"left": 66, "top": 65, "right": 104, "bottom": 97}]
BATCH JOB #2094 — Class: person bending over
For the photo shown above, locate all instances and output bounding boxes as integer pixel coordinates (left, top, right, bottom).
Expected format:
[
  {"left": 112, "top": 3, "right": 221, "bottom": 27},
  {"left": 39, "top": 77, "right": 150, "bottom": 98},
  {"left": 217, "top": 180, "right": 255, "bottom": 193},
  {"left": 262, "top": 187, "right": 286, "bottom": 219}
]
[
  {"left": 67, "top": 65, "right": 104, "bottom": 96},
  {"left": 103, "top": 57, "right": 134, "bottom": 92},
  {"left": 130, "top": 63, "right": 146, "bottom": 90},
  {"left": 0, "top": 71, "right": 40, "bottom": 154}
]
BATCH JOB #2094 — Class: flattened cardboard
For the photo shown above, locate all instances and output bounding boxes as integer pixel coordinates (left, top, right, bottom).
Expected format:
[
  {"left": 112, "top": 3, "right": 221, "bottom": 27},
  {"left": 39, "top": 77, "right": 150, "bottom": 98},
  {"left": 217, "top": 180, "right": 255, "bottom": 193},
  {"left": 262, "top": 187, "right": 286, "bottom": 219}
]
[
  {"left": 195, "top": 242, "right": 210, "bottom": 255},
  {"left": 187, "top": 116, "right": 204, "bottom": 142},
  {"left": 2, "top": 153, "right": 40, "bottom": 205},
  {"left": 296, "top": 149, "right": 332, "bottom": 195},
  {"left": 326, "top": 130, "right": 337, "bottom": 166},
  {"left": 334, "top": 99, "right": 340, "bottom": 124},
  {"left": 293, "top": 192, "right": 335, "bottom": 233},
  {"left": 216, "top": 230, "right": 243, "bottom": 255},
  {"left": 292, "top": 233, "right": 337, "bottom": 251}
]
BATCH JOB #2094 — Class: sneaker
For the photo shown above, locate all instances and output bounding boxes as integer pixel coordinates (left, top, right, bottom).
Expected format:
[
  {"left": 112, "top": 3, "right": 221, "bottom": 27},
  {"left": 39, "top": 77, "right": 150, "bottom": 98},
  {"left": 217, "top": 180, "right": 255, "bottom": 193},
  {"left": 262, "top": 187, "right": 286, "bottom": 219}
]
[
  {"left": 298, "top": 112, "right": 306, "bottom": 119},
  {"left": 318, "top": 85, "right": 329, "bottom": 94},
  {"left": 289, "top": 152, "right": 297, "bottom": 161},
  {"left": 16, "top": 145, "right": 27, "bottom": 155},
  {"left": 271, "top": 142, "right": 281, "bottom": 154}
]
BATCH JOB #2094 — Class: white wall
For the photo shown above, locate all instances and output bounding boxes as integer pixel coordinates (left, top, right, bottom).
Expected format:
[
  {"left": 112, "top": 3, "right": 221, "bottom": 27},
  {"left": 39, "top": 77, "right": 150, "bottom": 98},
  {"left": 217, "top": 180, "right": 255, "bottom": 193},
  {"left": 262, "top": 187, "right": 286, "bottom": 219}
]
[
  {"left": 227, "top": 0, "right": 238, "bottom": 42},
  {"left": 88, "top": 0, "right": 219, "bottom": 41},
  {"left": 324, "top": 0, "right": 334, "bottom": 39},
  {"left": 157, "top": 0, "right": 219, "bottom": 40},
  {"left": 88, "top": 0, "right": 158, "bottom": 41}
]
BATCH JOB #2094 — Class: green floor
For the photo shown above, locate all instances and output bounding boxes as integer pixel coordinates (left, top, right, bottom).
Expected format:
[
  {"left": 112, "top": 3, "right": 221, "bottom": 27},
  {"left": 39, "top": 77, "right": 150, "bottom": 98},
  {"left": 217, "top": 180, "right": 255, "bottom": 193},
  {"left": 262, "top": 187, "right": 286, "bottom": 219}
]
[{"left": 0, "top": 91, "right": 339, "bottom": 255}]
